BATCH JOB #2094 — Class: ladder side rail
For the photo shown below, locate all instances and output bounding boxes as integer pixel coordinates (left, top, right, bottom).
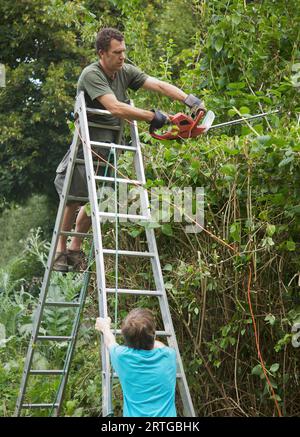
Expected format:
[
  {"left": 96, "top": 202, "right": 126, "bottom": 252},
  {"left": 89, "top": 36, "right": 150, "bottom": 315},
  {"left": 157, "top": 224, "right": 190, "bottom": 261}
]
[
  {"left": 129, "top": 111, "right": 196, "bottom": 417},
  {"left": 129, "top": 113, "right": 174, "bottom": 335},
  {"left": 14, "top": 125, "right": 81, "bottom": 417},
  {"left": 147, "top": 226, "right": 196, "bottom": 416},
  {"left": 114, "top": 120, "right": 124, "bottom": 167},
  {"left": 129, "top": 111, "right": 178, "bottom": 347},
  {"left": 115, "top": 119, "right": 124, "bottom": 145},
  {"left": 53, "top": 268, "right": 91, "bottom": 416},
  {"left": 129, "top": 103, "right": 151, "bottom": 221},
  {"left": 76, "top": 91, "right": 112, "bottom": 417}
]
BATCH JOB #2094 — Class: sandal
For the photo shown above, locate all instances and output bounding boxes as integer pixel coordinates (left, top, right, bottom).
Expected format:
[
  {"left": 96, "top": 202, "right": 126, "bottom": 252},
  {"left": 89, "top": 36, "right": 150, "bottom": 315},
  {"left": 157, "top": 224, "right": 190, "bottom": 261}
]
[
  {"left": 53, "top": 252, "right": 69, "bottom": 272},
  {"left": 67, "top": 249, "right": 87, "bottom": 271}
]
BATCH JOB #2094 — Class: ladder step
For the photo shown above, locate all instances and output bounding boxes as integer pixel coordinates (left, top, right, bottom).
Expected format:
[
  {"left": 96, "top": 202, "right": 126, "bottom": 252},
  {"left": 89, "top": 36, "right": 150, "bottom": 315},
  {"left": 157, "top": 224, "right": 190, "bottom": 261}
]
[
  {"left": 29, "top": 370, "right": 65, "bottom": 375},
  {"left": 99, "top": 212, "right": 149, "bottom": 220},
  {"left": 45, "top": 301, "right": 81, "bottom": 308},
  {"left": 66, "top": 195, "right": 89, "bottom": 202},
  {"left": 66, "top": 195, "right": 111, "bottom": 203},
  {"left": 59, "top": 230, "right": 92, "bottom": 238},
  {"left": 106, "top": 288, "right": 162, "bottom": 296},
  {"left": 37, "top": 336, "right": 73, "bottom": 341},
  {"left": 22, "top": 403, "right": 59, "bottom": 409},
  {"left": 90, "top": 141, "right": 136, "bottom": 152},
  {"left": 75, "top": 158, "right": 106, "bottom": 166},
  {"left": 86, "top": 107, "right": 111, "bottom": 115},
  {"left": 95, "top": 175, "right": 142, "bottom": 185},
  {"left": 103, "top": 249, "right": 155, "bottom": 257},
  {"left": 114, "top": 329, "right": 170, "bottom": 336}
]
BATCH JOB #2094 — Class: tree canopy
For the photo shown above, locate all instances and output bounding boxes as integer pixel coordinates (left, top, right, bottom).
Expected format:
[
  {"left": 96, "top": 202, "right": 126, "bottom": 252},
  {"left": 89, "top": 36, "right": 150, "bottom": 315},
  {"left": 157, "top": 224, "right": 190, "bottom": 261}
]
[{"left": 1, "top": 0, "right": 299, "bottom": 207}]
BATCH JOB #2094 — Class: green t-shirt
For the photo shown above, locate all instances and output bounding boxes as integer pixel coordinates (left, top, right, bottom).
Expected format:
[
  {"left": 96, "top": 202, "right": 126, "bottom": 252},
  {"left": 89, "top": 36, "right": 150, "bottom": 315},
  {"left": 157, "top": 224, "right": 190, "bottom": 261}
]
[{"left": 77, "top": 61, "right": 148, "bottom": 142}]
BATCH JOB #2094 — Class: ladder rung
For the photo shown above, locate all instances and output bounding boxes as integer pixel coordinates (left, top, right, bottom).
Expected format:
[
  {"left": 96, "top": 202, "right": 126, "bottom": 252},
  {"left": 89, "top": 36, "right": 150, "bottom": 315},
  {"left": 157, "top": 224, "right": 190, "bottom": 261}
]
[
  {"left": 21, "top": 403, "right": 59, "bottom": 409},
  {"left": 106, "top": 288, "right": 162, "bottom": 296},
  {"left": 90, "top": 141, "right": 136, "bottom": 152},
  {"left": 114, "top": 329, "right": 170, "bottom": 336},
  {"left": 75, "top": 158, "right": 106, "bottom": 166},
  {"left": 59, "top": 230, "right": 92, "bottom": 238},
  {"left": 103, "top": 249, "right": 155, "bottom": 257},
  {"left": 99, "top": 212, "right": 149, "bottom": 220},
  {"left": 29, "top": 370, "right": 65, "bottom": 375},
  {"left": 66, "top": 195, "right": 112, "bottom": 203},
  {"left": 86, "top": 107, "right": 111, "bottom": 115},
  {"left": 45, "top": 301, "right": 80, "bottom": 308},
  {"left": 66, "top": 196, "right": 89, "bottom": 202},
  {"left": 37, "top": 336, "right": 73, "bottom": 341},
  {"left": 95, "top": 176, "right": 142, "bottom": 185}
]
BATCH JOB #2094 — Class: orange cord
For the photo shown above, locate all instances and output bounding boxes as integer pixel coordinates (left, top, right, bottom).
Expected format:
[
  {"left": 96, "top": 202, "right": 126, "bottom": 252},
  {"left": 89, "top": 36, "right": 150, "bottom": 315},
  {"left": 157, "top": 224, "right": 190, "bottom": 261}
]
[{"left": 247, "top": 263, "right": 282, "bottom": 417}]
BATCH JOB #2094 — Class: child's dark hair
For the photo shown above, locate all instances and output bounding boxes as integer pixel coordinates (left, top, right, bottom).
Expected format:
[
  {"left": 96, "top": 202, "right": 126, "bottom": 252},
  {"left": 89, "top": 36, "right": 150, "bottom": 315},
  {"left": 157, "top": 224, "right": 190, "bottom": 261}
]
[{"left": 122, "top": 308, "right": 156, "bottom": 350}]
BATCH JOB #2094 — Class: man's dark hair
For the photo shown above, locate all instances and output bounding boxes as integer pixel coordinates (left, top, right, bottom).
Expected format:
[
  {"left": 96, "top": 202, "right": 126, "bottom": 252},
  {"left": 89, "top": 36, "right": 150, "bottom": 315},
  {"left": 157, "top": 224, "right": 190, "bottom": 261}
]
[
  {"left": 122, "top": 308, "right": 156, "bottom": 350},
  {"left": 96, "top": 28, "right": 124, "bottom": 53}
]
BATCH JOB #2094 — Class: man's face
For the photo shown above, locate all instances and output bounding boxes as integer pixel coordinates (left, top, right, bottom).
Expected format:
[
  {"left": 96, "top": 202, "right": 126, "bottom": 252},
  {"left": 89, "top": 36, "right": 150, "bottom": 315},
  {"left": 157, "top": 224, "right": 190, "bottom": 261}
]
[{"left": 100, "top": 38, "right": 126, "bottom": 72}]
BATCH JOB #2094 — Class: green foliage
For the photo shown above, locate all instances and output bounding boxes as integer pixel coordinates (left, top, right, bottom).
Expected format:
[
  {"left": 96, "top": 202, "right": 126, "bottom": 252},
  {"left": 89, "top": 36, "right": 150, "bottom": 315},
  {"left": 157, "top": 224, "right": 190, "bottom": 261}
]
[
  {"left": 1, "top": 0, "right": 300, "bottom": 418},
  {"left": 0, "top": 194, "right": 55, "bottom": 268}
]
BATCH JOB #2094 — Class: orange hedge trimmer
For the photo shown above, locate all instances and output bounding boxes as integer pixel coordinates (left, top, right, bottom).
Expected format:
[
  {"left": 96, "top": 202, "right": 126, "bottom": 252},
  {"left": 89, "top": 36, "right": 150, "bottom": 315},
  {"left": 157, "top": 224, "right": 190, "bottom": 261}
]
[{"left": 150, "top": 109, "right": 279, "bottom": 141}]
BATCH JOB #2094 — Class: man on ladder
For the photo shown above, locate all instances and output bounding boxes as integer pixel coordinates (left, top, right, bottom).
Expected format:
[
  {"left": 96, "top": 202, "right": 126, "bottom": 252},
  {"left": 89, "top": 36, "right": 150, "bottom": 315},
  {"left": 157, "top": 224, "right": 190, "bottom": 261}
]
[{"left": 53, "top": 27, "right": 205, "bottom": 273}]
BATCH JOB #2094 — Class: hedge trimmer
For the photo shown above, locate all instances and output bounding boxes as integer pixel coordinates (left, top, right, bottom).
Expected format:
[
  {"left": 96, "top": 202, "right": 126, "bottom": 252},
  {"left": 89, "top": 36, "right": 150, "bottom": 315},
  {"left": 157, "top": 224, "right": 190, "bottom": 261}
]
[{"left": 150, "top": 108, "right": 279, "bottom": 141}]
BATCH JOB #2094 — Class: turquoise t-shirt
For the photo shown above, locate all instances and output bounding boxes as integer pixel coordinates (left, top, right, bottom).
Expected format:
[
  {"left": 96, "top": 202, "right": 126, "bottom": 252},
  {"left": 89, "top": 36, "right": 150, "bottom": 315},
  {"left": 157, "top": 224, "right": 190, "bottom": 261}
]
[{"left": 109, "top": 344, "right": 177, "bottom": 417}]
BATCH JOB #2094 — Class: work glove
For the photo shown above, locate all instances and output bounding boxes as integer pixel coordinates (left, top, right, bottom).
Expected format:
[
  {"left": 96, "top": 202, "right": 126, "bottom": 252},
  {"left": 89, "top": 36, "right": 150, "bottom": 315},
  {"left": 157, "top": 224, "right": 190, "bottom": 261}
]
[
  {"left": 149, "top": 110, "right": 170, "bottom": 133},
  {"left": 184, "top": 94, "right": 206, "bottom": 115}
]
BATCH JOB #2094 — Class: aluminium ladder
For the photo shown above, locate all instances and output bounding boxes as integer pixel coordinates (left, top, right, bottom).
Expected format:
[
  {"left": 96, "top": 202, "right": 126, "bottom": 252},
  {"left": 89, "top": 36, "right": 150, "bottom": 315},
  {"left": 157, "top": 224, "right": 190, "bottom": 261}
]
[{"left": 15, "top": 91, "right": 196, "bottom": 417}]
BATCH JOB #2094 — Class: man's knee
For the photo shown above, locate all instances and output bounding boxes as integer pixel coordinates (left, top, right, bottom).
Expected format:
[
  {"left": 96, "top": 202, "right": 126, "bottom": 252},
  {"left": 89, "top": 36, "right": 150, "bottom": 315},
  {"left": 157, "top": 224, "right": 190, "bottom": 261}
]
[{"left": 64, "top": 202, "right": 81, "bottom": 217}]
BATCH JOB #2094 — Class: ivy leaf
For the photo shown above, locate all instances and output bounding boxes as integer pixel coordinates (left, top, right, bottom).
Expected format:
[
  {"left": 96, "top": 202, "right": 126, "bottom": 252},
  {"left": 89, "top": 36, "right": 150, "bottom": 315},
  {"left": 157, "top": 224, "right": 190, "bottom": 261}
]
[
  {"left": 264, "top": 314, "right": 276, "bottom": 326},
  {"left": 266, "top": 224, "right": 276, "bottom": 237},
  {"left": 230, "top": 222, "right": 241, "bottom": 242},
  {"left": 239, "top": 106, "right": 250, "bottom": 115},
  {"left": 220, "top": 163, "right": 236, "bottom": 177},
  {"left": 227, "top": 82, "right": 246, "bottom": 90},
  {"left": 270, "top": 363, "right": 280, "bottom": 374},
  {"left": 286, "top": 240, "right": 296, "bottom": 251},
  {"left": 161, "top": 224, "right": 173, "bottom": 236},
  {"left": 214, "top": 38, "right": 223, "bottom": 52},
  {"left": 231, "top": 15, "right": 241, "bottom": 25},
  {"left": 128, "top": 227, "right": 142, "bottom": 238},
  {"left": 251, "top": 364, "right": 263, "bottom": 377},
  {"left": 163, "top": 263, "right": 173, "bottom": 271},
  {"left": 278, "top": 156, "right": 294, "bottom": 167}
]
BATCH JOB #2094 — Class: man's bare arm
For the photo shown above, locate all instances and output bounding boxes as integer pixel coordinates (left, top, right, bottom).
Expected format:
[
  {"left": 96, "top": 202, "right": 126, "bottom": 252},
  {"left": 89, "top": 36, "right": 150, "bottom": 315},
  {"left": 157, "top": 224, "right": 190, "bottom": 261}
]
[
  {"left": 143, "top": 77, "right": 205, "bottom": 113},
  {"left": 97, "top": 93, "right": 155, "bottom": 121},
  {"left": 142, "top": 77, "right": 187, "bottom": 102}
]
